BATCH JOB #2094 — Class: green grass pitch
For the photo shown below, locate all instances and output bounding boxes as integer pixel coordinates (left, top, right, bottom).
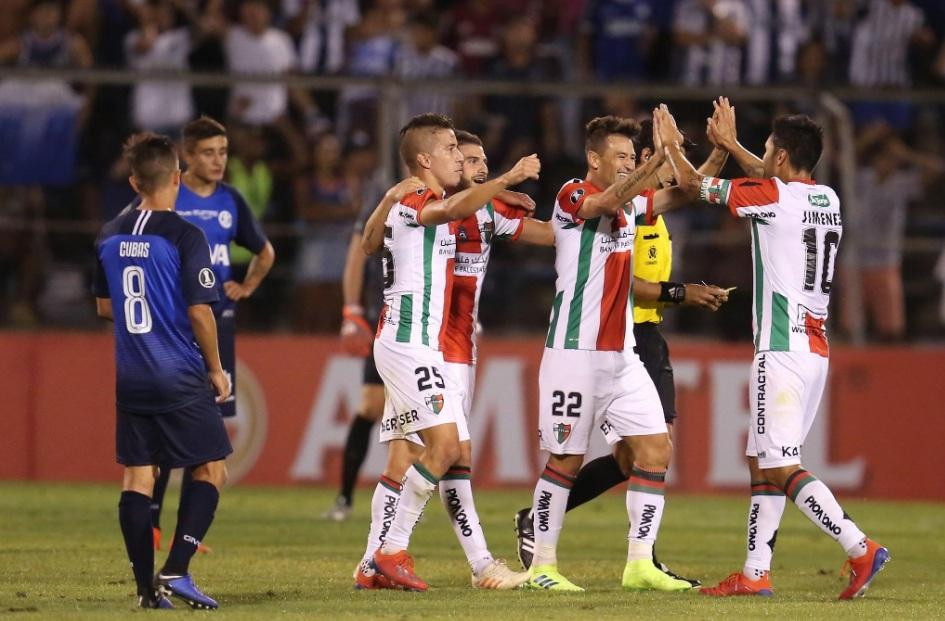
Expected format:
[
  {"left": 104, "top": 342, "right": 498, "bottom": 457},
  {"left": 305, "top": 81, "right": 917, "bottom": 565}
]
[{"left": 1, "top": 482, "right": 942, "bottom": 619}]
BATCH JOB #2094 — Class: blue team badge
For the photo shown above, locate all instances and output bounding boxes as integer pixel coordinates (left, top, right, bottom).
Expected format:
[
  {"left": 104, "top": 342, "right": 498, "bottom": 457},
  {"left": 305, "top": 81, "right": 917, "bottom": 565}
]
[
  {"left": 199, "top": 268, "right": 216, "bottom": 288},
  {"left": 217, "top": 211, "right": 232, "bottom": 229}
]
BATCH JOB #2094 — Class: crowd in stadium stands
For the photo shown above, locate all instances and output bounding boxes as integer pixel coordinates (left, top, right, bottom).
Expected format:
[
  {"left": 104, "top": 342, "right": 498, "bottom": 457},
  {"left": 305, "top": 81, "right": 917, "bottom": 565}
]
[{"left": 1, "top": 0, "right": 944, "bottom": 341}]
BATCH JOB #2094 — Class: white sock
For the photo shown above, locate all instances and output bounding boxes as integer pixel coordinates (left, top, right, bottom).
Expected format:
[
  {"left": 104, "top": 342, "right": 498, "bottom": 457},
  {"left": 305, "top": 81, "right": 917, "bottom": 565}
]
[
  {"left": 626, "top": 465, "right": 666, "bottom": 561},
  {"left": 360, "top": 476, "right": 401, "bottom": 565},
  {"left": 531, "top": 465, "right": 576, "bottom": 568},
  {"left": 787, "top": 469, "right": 866, "bottom": 556},
  {"left": 380, "top": 464, "right": 437, "bottom": 553},
  {"left": 439, "top": 467, "right": 494, "bottom": 575},
  {"left": 742, "top": 480, "right": 786, "bottom": 580}
]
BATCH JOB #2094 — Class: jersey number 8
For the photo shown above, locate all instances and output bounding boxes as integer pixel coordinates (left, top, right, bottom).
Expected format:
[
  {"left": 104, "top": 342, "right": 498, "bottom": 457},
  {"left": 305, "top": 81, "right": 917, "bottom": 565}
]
[{"left": 122, "top": 266, "right": 153, "bottom": 334}]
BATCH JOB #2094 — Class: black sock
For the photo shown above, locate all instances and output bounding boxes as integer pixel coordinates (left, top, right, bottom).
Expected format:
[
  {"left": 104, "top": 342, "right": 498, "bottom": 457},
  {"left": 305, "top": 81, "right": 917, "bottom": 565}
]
[
  {"left": 161, "top": 481, "right": 219, "bottom": 576},
  {"left": 119, "top": 491, "right": 155, "bottom": 597},
  {"left": 340, "top": 416, "right": 375, "bottom": 505},
  {"left": 565, "top": 455, "right": 629, "bottom": 512},
  {"left": 151, "top": 467, "right": 172, "bottom": 529}
]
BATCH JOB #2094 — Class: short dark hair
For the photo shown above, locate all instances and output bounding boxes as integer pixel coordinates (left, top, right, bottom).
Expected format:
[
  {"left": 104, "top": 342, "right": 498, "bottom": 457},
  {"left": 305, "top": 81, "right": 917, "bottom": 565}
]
[
  {"left": 455, "top": 129, "right": 483, "bottom": 147},
  {"left": 585, "top": 115, "right": 639, "bottom": 154},
  {"left": 771, "top": 114, "right": 823, "bottom": 172},
  {"left": 182, "top": 115, "right": 227, "bottom": 152},
  {"left": 123, "top": 132, "right": 178, "bottom": 195},
  {"left": 633, "top": 118, "right": 696, "bottom": 156},
  {"left": 398, "top": 113, "right": 455, "bottom": 169}
]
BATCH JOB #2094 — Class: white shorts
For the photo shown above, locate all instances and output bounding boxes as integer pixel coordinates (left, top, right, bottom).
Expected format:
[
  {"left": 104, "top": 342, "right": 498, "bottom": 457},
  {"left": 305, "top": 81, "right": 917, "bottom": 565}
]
[
  {"left": 538, "top": 347, "right": 666, "bottom": 455},
  {"left": 745, "top": 351, "right": 828, "bottom": 469},
  {"left": 374, "top": 339, "right": 471, "bottom": 445}
]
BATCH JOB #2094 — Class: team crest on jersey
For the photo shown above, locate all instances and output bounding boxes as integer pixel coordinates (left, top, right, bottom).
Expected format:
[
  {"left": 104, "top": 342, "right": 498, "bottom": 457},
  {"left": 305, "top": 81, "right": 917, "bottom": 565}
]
[
  {"left": 425, "top": 394, "right": 444, "bottom": 414},
  {"left": 648, "top": 246, "right": 657, "bottom": 260},
  {"left": 553, "top": 422, "right": 571, "bottom": 443},
  {"left": 217, "top": 210, "right": 233, "bottom": 229},
  {"left": 481, "top": 221, "right": 493, "bottom": 244},
  {"left": 808, "top": 193, "right": 830, "bottom": 208},
  {"left": 198, "top": 268, "right": 216, "bottom": 288},
  {"left": 569, "top": 188, "right": 585, "bottom": 204}
]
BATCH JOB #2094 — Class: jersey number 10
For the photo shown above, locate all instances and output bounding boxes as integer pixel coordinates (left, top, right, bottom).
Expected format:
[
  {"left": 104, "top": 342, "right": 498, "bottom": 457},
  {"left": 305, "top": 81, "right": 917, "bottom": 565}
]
[
  {"left": 122, "top": 266, "right": 153, "bottom": 334},
  {"left": 802, "top": 228, "right": 839, "bottom": 294}
]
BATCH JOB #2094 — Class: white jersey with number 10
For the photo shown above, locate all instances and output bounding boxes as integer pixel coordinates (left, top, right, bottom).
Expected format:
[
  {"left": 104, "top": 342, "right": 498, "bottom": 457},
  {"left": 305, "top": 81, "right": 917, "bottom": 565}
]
[{"left": 702, "top": 176, "right": 841, "bottom": 357}]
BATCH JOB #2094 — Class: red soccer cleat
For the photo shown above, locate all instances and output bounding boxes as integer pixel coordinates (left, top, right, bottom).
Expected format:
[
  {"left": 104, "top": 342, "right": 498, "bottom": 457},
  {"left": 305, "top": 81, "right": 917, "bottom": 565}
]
[
  {"left": 152, "top": 527, "right": 162, "bottom": 551},
  {"left": 354, "top": 560, "right": 395, "bottom": 590},
  {"left": 839, "top": 539, "right": 890, "bottom": 600},
  {"left": 700, "top": 571, "right": 773, "bottom": 597},
  {"left": 372, "top": 549, "right": 428, "bottom": 592}
]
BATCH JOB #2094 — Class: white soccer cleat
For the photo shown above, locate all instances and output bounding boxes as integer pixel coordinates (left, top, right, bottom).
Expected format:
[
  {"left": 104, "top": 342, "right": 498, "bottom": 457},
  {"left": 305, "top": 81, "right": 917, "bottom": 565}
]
[{"left": 471, "top": 559, "right": 530, "bottom": 590}]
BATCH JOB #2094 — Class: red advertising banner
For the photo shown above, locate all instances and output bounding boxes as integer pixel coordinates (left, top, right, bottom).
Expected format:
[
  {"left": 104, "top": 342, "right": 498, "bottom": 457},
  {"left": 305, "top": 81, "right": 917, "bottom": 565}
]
[{"left": 1, "top": 332, "right": 943, "bottom": 500}]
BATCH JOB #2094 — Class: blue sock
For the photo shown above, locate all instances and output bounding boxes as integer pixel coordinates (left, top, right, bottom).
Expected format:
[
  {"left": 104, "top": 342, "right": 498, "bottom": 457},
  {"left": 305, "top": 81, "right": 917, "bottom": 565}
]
[
  {"left": 119, "top": 491, "right": 154, "bottom": 597},
  {"left": 161, "top": 481, "right": 219, "bottom": 576}
]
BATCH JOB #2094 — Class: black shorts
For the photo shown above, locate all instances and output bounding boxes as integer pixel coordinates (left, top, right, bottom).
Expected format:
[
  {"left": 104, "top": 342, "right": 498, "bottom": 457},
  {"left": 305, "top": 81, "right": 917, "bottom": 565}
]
[
  {"left": 363, "top": 339, "right": 383, "bottom": 386},
  {"left": 633, "top": 322, "right": 676, "bottom": 424},
  {"left": 217, "top": 312, "right": 236, "bottom": 418},
  {"left": 116, "top": 395, "right": 233, "bottom": 468}
]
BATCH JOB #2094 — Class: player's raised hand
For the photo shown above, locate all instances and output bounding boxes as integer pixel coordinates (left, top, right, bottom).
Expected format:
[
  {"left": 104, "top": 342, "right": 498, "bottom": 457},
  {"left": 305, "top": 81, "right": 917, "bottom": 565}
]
[
  {"left": 209, "top": 369, "right": 232, "bottom": 403},
  {"left": 657, "top": 104, "right": 684, "bottom": 147},
  {"left": 682, "top": 283, "right": 731, "bottom": 311},
  {"left": 708, "top": 97, "right": 738, "bottom": 149},
  {"left": 385, "top": 176, "right": 426, "bottom": 202},
  {"left": 500, "top": 154, "right": 541, "bottom": 186},
  {"left": 495, "top": 190, "right": 537, "bottom": 214}
]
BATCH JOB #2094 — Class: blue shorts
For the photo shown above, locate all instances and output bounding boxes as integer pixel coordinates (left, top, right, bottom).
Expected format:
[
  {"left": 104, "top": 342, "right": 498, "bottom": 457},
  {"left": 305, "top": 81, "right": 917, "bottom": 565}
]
[{"left": 116, "top": 395, "right": 233, "bottom": 468}]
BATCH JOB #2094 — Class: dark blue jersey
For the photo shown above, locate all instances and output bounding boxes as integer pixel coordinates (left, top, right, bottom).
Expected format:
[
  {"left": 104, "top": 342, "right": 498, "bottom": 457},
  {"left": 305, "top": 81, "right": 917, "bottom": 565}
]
[
  {"left": 94, "top": 208, "right": 220, "bottom": 414},
  {"left": 175, "top": 182, "right": 268, "bottom": 315}
]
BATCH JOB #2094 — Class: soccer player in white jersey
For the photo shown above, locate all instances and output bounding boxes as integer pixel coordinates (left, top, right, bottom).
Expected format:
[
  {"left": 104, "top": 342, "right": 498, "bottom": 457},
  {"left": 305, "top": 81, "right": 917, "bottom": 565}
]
[
  {"left": 362, "top": 114, "right": 540, "bottom": 592},
  {"left": 663, "top": 98, "right": 889, "bottom": 600},
  {"left": 351, "top": 128, "right": 549, "bottom": 591},
  {"left": 524, "top": 110, "right": 702, "bottom": 593}
]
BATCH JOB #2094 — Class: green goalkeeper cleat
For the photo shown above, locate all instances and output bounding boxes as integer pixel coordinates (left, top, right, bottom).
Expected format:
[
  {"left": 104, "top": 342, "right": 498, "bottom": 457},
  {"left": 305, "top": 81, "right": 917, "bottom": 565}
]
[
  {"left": 523, "top": 565, "right": 585, "bottom": 592},
  {"left": 622, "top": 558, "right": 697, "bottom": 592}
]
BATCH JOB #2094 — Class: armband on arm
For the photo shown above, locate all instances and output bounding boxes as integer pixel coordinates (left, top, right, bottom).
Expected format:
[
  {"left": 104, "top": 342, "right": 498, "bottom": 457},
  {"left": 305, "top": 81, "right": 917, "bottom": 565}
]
[
  {"left": 658, "top": 281, "right": 686, "bottom": 304},
  {"left": 699, "top": 177, "right": 732, "bottom": 205}
]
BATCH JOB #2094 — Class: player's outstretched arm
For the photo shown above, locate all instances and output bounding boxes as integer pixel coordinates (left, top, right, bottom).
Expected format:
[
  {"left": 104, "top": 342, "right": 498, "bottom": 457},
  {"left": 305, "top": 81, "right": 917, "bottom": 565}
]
[
  {"left": 516, "top": 219, "right": 555, "bottom": 247},
  {"left": 361, "top": 176, "right": 426, "bottom": 255},
  {"left": 419, "top": 155, "right": 541, "bottom": 226},
  {"left": 706, "top": 97, "right": 763, "bottom": 178},
  {"left": 697, "top": 146, "right": 729, "bottom": 177},
  {"left": 188, "top": 303, "right": 231, "bottom": 402},
  {"left": 339, "top": 231, "right": 372, "bottom": 356}
]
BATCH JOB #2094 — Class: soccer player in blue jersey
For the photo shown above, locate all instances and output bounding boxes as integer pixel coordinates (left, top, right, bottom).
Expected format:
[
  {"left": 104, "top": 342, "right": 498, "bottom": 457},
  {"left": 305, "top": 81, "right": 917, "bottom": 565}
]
[
  {"left": 94, "top": 133, "right": 232, "bottom": 609},
  {"left": 149, "top": 116, "right": 275, "bottom": 548}
]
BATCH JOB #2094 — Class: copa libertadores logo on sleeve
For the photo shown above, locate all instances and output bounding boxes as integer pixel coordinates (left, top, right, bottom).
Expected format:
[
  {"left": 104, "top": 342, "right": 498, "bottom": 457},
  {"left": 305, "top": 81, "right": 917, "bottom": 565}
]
[{"left": 199, "top": 268, "right": 216, "bottom": 288}]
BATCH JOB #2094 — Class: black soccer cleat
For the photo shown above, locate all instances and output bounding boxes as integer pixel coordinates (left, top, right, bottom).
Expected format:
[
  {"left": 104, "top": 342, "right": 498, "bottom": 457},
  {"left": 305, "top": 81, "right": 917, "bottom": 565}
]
[
  {"left": 654, "top": 559, "right": 701, "bottom": 588},
  {"left": 513, "top": 507, "right": 535, "bottom": 571},
  {"left": 137, "top": 591, "right": 174, "bottom": 609}
]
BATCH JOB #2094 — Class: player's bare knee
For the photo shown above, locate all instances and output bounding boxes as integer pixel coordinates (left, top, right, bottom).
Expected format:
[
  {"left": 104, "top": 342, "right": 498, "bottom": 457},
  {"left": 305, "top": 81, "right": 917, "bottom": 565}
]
[
  {"left": 629, "top": 434, "right": 671, "bottom": 470},
  {"left": 455, "top": 440, "right": 472, "bottom": 468},
  {"left": 361, "top": 386, "right": 385, "bottom": 422},
  {"left": 612, "top": 443, "right": 635, "bottom": 477},
  {"left": 760, "top": 464, "right": 799, "bottom": 490},
  {"left": 431, "top": 439, "right": 461, "bottom": 472},
  {"left": 122, "top": 466, "right": 157, "bottom": 496},
  {"left": 547, "top": 453, "right": 583, "bottom": 477}
]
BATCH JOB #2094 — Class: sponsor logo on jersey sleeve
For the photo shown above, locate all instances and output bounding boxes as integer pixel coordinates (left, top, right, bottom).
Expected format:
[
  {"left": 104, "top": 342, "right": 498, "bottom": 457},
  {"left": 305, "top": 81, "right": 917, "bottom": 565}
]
[{"left": 808, "top": 193, "right": 830, "bottom": 208}]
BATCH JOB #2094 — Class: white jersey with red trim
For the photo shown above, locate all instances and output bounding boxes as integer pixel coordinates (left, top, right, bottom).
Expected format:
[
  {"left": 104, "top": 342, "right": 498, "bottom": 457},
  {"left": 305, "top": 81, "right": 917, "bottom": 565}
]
[
  {"left": 701, "top": 176, "right": 841, "bottom": 356},
  {"left": 442, "top": 198, "right": 524, "bottom": 364},
  {"left": 376, "top": 188, "right": 456, "bottom": 351},
  {"left": 544, "top": 178, "right": 655, "bottom": 351}
]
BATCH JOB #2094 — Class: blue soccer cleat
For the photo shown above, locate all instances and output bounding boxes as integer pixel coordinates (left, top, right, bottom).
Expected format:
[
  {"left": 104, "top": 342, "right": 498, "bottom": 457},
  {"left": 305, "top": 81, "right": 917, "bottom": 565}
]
[
  {"left": 137, "top": 591, "right": 175, "bottom": 609},
  {"left": 155, "top": 573, "right": 219, "bottom": 609}
]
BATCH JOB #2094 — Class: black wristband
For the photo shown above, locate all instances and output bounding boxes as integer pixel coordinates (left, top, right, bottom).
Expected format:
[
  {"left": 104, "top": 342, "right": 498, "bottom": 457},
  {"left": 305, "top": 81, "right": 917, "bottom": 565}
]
[{"left": 658, "top": 281, "right": 686, "bottom": 304}]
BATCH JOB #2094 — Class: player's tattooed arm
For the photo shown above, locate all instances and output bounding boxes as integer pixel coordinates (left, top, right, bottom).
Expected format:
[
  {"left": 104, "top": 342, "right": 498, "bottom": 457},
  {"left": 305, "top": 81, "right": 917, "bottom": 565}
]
[
  {"left": 95, "top": 298, "right": 113, "bottom": 321},
  {"left": 697, "top": 146, "right": 729, "bottom": 177},
  {"left": 577, "top": 154, "right": 665, "bottom": 219},
  {"left": 361, "top": 176, "right": 426, "bottom": 254},
  {"left": 418, "top": 154, "right": 541, "bottom": 226},
  {"left": 706, "top": 97, "right": 763, "bottom": 178},
  {"left": 188, "top": 303, "right": 231, "bottom": 403}
]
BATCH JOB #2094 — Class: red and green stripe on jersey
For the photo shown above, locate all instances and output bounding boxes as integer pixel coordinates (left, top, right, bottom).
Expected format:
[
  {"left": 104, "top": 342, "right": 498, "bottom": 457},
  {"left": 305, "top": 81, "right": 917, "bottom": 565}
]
[
  {"left": 376, "top": 188, "right": 456, "bottom": 351},
  {"left": 703, "top": 176, "right": 838, "bottom": 358},
  {"left": 440, "top": 199, "right": 524, "bottom": 364},
  {"left": 545, "top": 179, "right": 655, "bottom": 351}
]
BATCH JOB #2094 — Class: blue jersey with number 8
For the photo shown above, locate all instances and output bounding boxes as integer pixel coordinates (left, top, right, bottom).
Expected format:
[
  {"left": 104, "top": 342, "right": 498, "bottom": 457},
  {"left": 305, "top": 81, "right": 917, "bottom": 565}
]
[{"left": 94, "top": 207, "right": 219, "bottom": 414}]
